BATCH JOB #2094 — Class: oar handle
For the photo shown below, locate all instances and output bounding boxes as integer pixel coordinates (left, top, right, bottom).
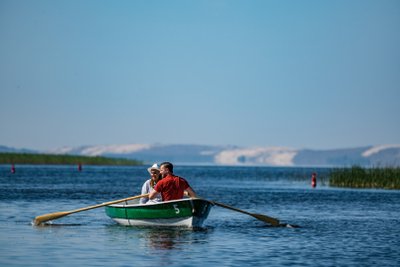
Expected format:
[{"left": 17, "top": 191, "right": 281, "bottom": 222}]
[{"left": 68, "top": 193, "right": 150, "bottom": 214}]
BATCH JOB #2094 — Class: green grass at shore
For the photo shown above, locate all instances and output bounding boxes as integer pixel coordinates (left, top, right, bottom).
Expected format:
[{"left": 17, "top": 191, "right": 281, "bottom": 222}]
[
  {"left": 329, "top": 166, "right": 400, "bottom": 190},
  {"left": 0, "top": 152, "right": 143, "bottom": 166}
]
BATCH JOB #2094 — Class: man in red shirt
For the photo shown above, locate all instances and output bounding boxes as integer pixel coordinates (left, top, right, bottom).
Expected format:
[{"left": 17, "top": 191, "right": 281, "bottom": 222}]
[{"left": 149, "top": 162, "right": 197, "bottom": 201}]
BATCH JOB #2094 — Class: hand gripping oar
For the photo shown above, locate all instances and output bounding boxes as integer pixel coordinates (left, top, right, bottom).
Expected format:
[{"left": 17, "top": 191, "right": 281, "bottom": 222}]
[
  {"left": 210, "top": 200, "right": 280, "bottom": 226},
  {"left": 33, "top": 193, "right": 149, "bottom": 226}
]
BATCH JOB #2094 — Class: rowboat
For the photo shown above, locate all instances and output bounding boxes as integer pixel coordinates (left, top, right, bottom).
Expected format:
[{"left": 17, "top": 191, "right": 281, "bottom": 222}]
[{"left": 105, "top": 198, "right": 213, "bottom": 228}]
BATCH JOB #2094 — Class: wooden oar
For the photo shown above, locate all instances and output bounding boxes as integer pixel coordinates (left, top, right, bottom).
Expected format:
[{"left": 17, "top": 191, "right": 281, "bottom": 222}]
[
  {"left": 210, "top": 200, "right": 280, "bottom": 226},
  {"left": 33, "top": 193, "right": 149, "bottom": 226}
]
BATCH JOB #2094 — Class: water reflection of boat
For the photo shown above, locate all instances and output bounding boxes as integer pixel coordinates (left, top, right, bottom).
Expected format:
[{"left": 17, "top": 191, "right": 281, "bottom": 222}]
[
  {"left": 140, "top": 227, "right": 194, "bottom": 250},
  {"left": 105, "top": 198, "right": 213, "bottom": 228}
]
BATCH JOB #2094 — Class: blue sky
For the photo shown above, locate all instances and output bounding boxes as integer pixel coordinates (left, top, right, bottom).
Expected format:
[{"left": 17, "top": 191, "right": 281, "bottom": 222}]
[{"left": 0, "top": 0, "right": 399, "bottom": 151}]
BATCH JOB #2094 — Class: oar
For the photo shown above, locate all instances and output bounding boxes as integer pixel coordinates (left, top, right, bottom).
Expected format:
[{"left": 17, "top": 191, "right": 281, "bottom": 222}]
[
  {"left": 33, "top": 193, "right": 149, "bottom": 226},
  {"left": 210, "top": 200, "right": 280, "bottom": 226}
]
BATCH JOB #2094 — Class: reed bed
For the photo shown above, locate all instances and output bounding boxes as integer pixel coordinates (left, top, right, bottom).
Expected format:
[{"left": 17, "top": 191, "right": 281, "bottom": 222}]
[
  {"left": 0, "top": 152, "right": 143, "bottom": 166},
  {"left": 329, "top": 166, "right": 400, "bottom": 189}
]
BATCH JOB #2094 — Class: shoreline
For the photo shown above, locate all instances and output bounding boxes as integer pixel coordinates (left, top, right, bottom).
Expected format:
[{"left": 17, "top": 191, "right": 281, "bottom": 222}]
[{"left": 0, "top": 152, "right": 143, "bottom": 166}]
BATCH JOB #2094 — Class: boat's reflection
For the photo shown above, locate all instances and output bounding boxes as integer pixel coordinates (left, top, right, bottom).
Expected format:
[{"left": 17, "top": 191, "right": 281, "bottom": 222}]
[
  {"left": 138, "top": 226, "right": 210, "bottom": 250},
  {"left": 104, "top": 224, "right": 212, "bottom": 250}
]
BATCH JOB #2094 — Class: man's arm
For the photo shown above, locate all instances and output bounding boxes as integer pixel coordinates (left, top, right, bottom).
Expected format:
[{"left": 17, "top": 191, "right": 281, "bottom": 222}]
[
  {"left": 185, "top": 187, "right": 197, "bottom": 198},
  {"left": 149, "top": 189, "right": 159, "bottom": 199}
]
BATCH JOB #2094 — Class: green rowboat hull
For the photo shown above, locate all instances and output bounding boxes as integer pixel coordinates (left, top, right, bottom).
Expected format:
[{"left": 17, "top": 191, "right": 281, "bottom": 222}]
[{"left": 105, "top": 198, "right": 213, "bottom": 228}]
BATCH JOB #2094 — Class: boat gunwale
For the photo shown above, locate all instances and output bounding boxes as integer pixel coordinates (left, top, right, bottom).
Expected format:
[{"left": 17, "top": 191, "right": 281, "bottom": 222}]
[{"left": 107, "top": 198, "right": 213, "bottom": 208}]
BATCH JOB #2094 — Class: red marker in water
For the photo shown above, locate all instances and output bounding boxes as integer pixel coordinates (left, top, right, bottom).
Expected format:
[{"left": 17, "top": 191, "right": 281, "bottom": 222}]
[
  {"left": 11, "top": 164, "right": 16, "bottom": 174},
  {"left": 311, "top": 172, "right": 317, "bottom": 188},
  {"left": 78, "top": 163, "right": 82, "bottom": 172}
]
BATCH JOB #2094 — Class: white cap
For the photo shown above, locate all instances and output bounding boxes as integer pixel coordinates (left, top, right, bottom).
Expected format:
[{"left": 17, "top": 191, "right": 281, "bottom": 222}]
[{"left": 147, "top": 163, "right": 160, "bottom": 174}]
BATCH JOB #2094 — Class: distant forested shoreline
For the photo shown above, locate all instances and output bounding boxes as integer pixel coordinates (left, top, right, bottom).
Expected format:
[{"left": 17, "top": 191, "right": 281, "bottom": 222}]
[{"left": 0, "top": 152, "right": 143, "bottom": 166}]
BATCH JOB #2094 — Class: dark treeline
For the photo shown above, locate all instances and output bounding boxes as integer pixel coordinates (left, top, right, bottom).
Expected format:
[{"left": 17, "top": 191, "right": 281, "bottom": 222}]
[
  {"left": 0, "top": 152, "right": 143, "bottom": 166},
  {"left": 329, "top": 166, "right": 400, "bottom": 190}
]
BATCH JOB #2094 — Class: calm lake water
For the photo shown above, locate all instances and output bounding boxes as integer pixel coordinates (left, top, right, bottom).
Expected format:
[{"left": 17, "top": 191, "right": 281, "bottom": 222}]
[{"left": 1, "top": 165, "right": 399, "bottom": 266}]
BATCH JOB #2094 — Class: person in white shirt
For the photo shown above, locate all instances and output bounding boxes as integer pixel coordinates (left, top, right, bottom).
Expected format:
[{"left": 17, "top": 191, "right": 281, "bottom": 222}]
[{"left": 140, "top": 163, "right": 162, "bottom": 204}]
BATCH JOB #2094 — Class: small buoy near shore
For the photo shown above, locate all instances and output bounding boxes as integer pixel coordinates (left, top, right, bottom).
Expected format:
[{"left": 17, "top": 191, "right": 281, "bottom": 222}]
[
  {"left": 78, "top": 163, "right": 82, "bottom": 172},
  {"left": 311, "top": 172, "right": 317, "bottom": 188},
  {"left": 11, "top": 164, "right": 16, "bottom": 174}
]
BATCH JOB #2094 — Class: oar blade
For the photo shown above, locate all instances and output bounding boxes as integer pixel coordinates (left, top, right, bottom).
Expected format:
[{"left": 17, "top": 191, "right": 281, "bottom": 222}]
[
  {"left": 32, "top": 194, "right": 149, "bottom": 226},
  {"left": 251, "top": 213, "right": 280, "bottom": 226},
  {"left": 33, "top": 211, "right": 70, "bottom": 226}
]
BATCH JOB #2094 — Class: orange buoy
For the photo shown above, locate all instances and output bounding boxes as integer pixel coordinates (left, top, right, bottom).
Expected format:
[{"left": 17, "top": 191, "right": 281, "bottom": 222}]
[{"left": 311, "top": 172, "right": 317, "bottom": 188}]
